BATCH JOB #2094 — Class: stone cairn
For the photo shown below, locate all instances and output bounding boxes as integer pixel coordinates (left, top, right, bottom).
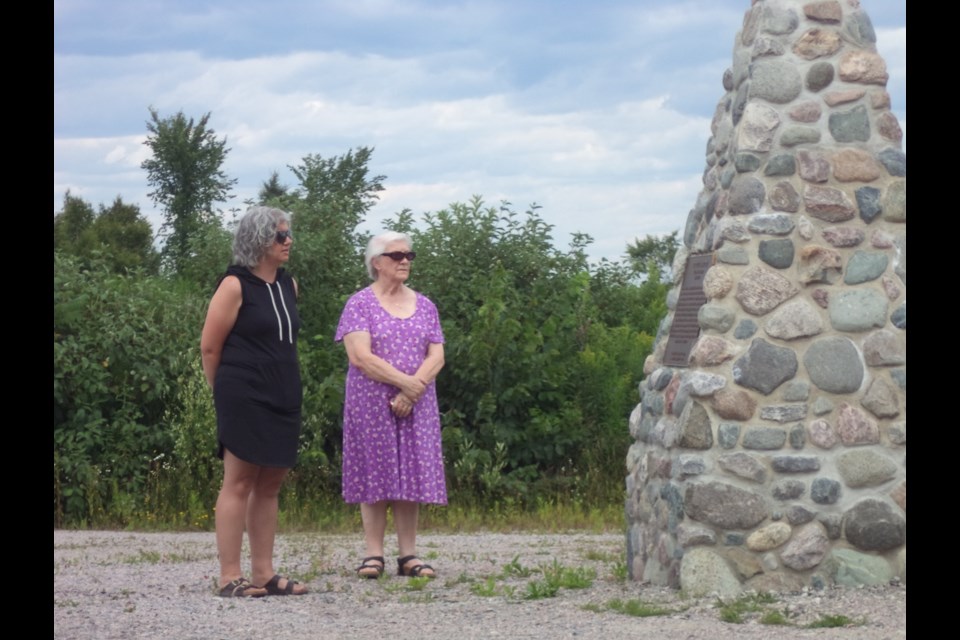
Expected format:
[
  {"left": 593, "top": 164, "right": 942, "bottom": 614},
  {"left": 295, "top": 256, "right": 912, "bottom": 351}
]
[{"left": 625, "top": 0, "right": 905, "bottom": 596}]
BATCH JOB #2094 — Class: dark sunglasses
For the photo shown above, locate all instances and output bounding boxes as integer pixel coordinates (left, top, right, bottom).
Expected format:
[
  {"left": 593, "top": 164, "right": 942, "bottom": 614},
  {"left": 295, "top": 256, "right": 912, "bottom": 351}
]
[
  {"left": 381, "top": 251, "right": 416, "bottom": 262},
  {"left": 275, "top": 229, "right": 293, "bottom": 244}
]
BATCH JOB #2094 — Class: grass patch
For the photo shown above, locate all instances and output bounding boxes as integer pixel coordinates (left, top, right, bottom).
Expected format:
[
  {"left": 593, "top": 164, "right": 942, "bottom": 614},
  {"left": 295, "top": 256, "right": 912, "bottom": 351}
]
[
  {"left": 470, "top": 577, "right": 500, "bottom": 597},
  {"left": 501, "top": 554, "right": 535, "bottom": 578},
  {"left": 806, "top": 614, "right": 864, "bottom": 628},
  {"left": 715, "top": 592, "right": 780, "bottom": 624},
  {"left": 760, "top": 609, "right": 790, "bottom": 626},
  {"left": 607, "top": 598, "right": 677, "bottom": 618}
]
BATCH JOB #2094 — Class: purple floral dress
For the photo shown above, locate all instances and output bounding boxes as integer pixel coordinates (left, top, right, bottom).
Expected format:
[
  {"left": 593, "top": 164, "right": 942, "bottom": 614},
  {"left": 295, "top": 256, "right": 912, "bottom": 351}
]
[{"left": 335, "top": 287, "right": 448, "bottom": 505}]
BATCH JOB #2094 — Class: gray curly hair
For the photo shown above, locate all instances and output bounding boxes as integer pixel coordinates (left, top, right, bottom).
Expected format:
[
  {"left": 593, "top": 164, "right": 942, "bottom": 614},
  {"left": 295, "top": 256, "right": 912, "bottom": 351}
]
[
  {"left": 365, "top": 231, "right": 413, "bottom": 280},
  {"left": 232, "top": 206, "right": 291, "bottom": 267}
]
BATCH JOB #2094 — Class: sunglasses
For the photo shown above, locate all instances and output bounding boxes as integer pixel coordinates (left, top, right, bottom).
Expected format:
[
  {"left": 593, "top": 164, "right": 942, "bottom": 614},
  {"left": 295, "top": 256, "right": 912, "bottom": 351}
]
[
  {"left": 381, "top": 251, "right": 416, "bottom": 262},
  {"left": 275, "top": 229, "right": 293, "bottom": 244}
]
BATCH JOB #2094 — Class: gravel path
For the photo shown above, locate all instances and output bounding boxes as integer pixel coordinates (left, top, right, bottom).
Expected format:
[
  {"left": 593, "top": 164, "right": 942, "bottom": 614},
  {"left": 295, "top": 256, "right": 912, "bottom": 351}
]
[{"left": 54, "top": 530, "right": 905, "bottom": 639}]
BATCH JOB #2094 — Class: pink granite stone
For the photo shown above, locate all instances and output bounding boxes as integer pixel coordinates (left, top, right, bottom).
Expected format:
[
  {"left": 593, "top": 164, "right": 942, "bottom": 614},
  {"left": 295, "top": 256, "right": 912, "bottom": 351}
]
[
  {"left": 664, "top": 374, "right": 681, "bottom": 414},
  {"left": 804, "top": 186, "right": 856, "bottom": 222},
  {"left": 735, "top": 266, "right": 800, "bottom": 315},
  {"left": 793, "top": 29, "right": 842, "bottom": 59},
  {"left": 811, "top": 288, "right": 829, "bottom": 308},
  {"left": 798, "top": 245, "right": 843, "bottom": 284},
  {"left": 838, "top": 50, "right": 889, "bottom": 84},
  {"left": 832, "top": 149, "right": 882, "bottom": 182},
  {"left": 876, "top": 112, "right": 903, "bottom": 142},
  {"left": 870, "top": 90, "right": 891, "bottom": 109},
  {"left": 690, "top": 335, "right": 737, "bottom": 366},
  {"left": 769, "top": 181, "right": 801, "bottom": 212},
  {"left": 798, "top": 150, "right": 831, "bottom": 183},
  {"left": 821, "top": 226, "right": 864, "bottom": 247},
  {"left": 890, "top": 482, "right": 906, "bottom": 512},
  {"left": 823, "top": 88, "right": 866, "bottom": 106},
  {"left": 807, "top": 418, "right": 838, "bottom": 449},
  {"left": 704, "top": 266, "right": 734, "bottom": 299},
  {"left": 804, "top": 1, "right": 842, "bottom": 22},
  {"left": 711, "top": 389, "right": 757, "bottom": 420},
  {"left": 881, "top": 276, "right": 901, "bottom": 300},
  {"left": 836, "top": 403, "right": 880, "bottom": 445},
  {"left": 789, "top": 101, "right": 822, "bottom": 123},
  {"left": 870, "top": 230, "right": 894, "bottom": 248}
]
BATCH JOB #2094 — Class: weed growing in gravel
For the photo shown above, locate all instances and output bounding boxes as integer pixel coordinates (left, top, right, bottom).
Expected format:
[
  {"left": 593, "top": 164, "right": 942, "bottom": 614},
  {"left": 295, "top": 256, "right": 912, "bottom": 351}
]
[
  {"left": 524, "top": 580, "right": 559, "bottom": 600},
  {"left": 405, "top": 577, "right": 431, "bottom": 591},
  {"left": 501, "top": 554, "right": 535, "bottom": 578},
  {"left": 806, "top": 614, "right": 864, "bottom": 628},
  {"left": 470, "top": 577, "right": 500, "bottom": 597},
  {"left": 759, "top": 609, "right": 790, "bottom": 626},
  {"left": 715, "top": 592, "right": 779, "bottom": 624},
  {"left": 610, "top": 561, "right": 627, "bottom": 581},
  {"left": 541, "top": 559, "right": 595, "bottom": 589},
  {"left": 444, "top": 572, "right": 473, "bottom": 588},
  {"left": 605, "top": 598, "right": 678, "bottom": 617},
  {"left": 582, "top": 549, "right": 618, "bottom": 562}
]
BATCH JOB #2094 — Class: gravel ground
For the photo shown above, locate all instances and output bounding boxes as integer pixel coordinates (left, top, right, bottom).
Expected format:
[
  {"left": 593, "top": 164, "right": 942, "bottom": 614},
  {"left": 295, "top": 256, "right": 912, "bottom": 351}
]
[{"left": 54, "top": 530, "right": 905, "bottom": 639}]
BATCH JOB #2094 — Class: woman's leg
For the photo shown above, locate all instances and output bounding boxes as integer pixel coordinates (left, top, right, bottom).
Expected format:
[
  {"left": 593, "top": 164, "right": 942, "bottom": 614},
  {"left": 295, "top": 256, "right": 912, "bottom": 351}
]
[
  {"left": 215, "top": 450, "right": 262, "bottom": 590},
  {"left": 247, "top": 465, "right": 305, "bottom": 593},
  {"left": 394, "top": 500, "right": 434, "bottom": 576},
  {"left": 358, "top": 501, "right": 389, "bottom": 574}
]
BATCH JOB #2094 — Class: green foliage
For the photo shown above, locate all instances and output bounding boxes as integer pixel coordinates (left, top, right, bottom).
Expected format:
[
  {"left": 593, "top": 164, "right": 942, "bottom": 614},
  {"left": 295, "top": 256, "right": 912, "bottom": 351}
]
[
  {"left": 626, "top": 230, "right": 679, "bottom": 279},
  {"left": 53, "top": 252, "right": 207, "bottom": 525},
  {"left": 54, "top": 193, "right": 160, "bottom": 274},
  {"left": 141, "top": 108, "right": 236, "bottom": 274}
]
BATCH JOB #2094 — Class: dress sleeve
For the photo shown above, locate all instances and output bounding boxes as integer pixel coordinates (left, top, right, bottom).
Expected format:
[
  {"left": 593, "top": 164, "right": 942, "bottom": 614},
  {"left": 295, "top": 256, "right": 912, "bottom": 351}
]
[
  {"left": 422, "top": 295, "right": 445, "bottom": 344},
  {"left": 334, "top": 290, "right": 370, "bottom": 342}
]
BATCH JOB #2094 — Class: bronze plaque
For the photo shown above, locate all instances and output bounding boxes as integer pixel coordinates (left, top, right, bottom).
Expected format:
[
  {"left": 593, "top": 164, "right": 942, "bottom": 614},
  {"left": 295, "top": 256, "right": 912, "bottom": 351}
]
[{"left": 662, "top": 253, "right": 714, "bottom": 367}]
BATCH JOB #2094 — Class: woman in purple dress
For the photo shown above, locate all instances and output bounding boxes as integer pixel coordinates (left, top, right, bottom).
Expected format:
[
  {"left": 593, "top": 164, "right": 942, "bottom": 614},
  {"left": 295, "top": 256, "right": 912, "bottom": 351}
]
[{"left": 335, "top": 231, "right": 447, "bottom": 579}]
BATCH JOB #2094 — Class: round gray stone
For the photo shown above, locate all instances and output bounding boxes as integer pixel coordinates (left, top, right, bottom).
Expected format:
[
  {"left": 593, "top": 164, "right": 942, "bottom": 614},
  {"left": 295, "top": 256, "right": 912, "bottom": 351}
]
[
  {"left": 843, "top": 499, "right": 906, "bottom": 551},
  {"left": 684, "top": 481, "right": 768, "bottom": 529},
  {"left": 742, "top": 427, "right": 787, "bottom": 450},
  {"left": 837, "top": 449, "right": 898, "bottom": 488},
  {"left": 780, "top": 126, "right": 821, "bottom": 146},
  {"left": 735, "top": 153, "right": 761, "bottom": 172},
  {"left": 734, "top": 319, "right": 757, "bottom": 339},
  {"left": 698, "top": 304, "right": 736, "bottom": 333},
  {"left": 829, "top": 105, "right": 870, "bottom": 142},
  {"left": 748, "top": 213, "right": 795, "bottom": 236},
  {"left": 806, "top": 61, "right": 834, "bottom": 92},
  {"left": 878, "top": 148, "right": 906, "bottom": 177},
  {"left": 718, "top": 423, "right": 740, "bottom": 449},
  {"left": 844, "top": 251, "right": 888, "bottom": 284},
  {"left": 847, "top": 9, "right": 876, "bottom": 44},
  {"left": 803, "top": 336, "right": 864, "bottom": 393},
  {"left": 772, "top": 479, "right": 805, "bottom": 500},
  {"left": 750, "top": 60, "right": 802, "bottom": 103},
  {"left": 759, "top": 239, "right": 795, "bottom": 269},
  {"left": 762, "top": 4, "right": 798, "bottom": 35},
  {"left": 856, "top": 186, "right": 882, "bottom": 223},
  {"left": 733, "top": 339, "right": 798, "bottom": 395},
  {"left": 771, "top": 455, "right": 820, "bottom": 473},
  {"left": 729, "top": 176, "right": 766, "bottom": 215},
  {"left": 811, "top": 477, "right": 841, "bottom": 504},
  {"left": 829, "top": 290, "right": 888, "bottom": 332},
  {"left": 764, "top": 154, "right": 796, "bottom": 176}
]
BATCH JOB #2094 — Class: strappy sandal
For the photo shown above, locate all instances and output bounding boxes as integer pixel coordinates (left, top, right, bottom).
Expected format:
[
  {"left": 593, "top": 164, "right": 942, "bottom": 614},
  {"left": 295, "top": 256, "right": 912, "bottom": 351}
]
[
  {"left": 261, "top": 574, "right": 308, "bottom": 596},
  {"left": 217, "top": 577, "right": 267, "bottom": 598},
  {"left": 356, "top": 556, "right": 385, "bottom": 579},
  {"left": 397, "top": 555, "right": 436, "bottom": 578}
]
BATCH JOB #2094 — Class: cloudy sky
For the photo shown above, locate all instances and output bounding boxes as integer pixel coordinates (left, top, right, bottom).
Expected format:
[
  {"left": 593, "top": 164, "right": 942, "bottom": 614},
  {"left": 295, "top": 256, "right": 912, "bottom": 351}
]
[{"left": 54, "top": 0, "right": 906, "bottom": 262}]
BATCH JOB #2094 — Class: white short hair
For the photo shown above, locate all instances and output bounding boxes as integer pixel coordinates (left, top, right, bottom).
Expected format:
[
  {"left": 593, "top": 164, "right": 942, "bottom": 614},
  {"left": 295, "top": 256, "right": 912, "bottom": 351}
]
[{"left": 364, "top": 231, "right": 413, "bottom": 280}]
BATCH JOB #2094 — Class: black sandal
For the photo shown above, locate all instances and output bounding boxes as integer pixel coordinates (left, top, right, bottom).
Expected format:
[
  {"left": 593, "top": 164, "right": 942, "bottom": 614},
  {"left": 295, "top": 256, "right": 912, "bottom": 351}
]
[
  {"left": 356, "top": 556, "right": 385, "bottom": 579},
  {"left": 261, "top": 574, "right": 308, "bottom": 595},
  {"left": 397, "top": 555, "right": 436, "bottom": 578},
  {"left": 217, "top": 577, "right": 267, "bottom": 598}
]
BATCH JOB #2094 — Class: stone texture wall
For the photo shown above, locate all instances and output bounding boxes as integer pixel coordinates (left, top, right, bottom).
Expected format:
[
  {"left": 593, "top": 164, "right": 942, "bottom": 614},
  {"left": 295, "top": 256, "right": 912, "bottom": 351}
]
[{"left": 624, "top": 0, "right": 905, "bottom": 596}]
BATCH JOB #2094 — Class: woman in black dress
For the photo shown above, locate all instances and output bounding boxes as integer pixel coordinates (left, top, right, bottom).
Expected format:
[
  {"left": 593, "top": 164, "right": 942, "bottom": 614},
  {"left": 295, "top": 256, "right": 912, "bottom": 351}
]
[{"left": 200, "top": 206, "right": 308, "bottom": 597}]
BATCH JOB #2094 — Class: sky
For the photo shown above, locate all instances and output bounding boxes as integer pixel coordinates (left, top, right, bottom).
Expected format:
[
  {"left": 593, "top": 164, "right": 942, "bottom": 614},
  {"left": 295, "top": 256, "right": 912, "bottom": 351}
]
[{"left": 54, "top": 0, "right": 906, "bottom": 263}]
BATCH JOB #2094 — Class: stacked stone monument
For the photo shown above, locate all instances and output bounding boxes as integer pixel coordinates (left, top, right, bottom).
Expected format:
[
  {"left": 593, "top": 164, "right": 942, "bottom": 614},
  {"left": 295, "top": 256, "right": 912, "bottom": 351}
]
[{"left": 625, "top": 0, "right": 905, "bottom": 595}]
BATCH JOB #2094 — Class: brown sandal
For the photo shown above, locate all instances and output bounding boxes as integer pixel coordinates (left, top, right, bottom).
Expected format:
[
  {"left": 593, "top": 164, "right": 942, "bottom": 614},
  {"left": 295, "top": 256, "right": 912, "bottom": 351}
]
[
  {"left": 397, "top": 555, "right": 435, "bottom": 578},
  {"left": 356, "top": 556, "right": 385, "bottom": 579},
  {"left": 217, "top": 577, "right": 267, "bottom": 598},
  {"left": 261, "top": 574, "right": 308, "bottom": 595}
]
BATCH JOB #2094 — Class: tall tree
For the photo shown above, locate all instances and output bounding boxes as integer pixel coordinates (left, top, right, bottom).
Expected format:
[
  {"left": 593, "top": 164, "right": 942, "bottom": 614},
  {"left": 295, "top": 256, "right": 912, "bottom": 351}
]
[
  {"left": 141, "top": 108, "right": 236, "bottom": 274},
  {"left": 626, "top": 230, "right": 679, "bottom": 280}
]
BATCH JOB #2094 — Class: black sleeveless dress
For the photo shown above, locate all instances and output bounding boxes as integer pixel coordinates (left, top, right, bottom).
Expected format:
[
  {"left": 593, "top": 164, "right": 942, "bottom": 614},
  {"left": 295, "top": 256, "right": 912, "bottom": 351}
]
[{"left": 213, "top": 265, "right": 302, "bottom": 467}]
